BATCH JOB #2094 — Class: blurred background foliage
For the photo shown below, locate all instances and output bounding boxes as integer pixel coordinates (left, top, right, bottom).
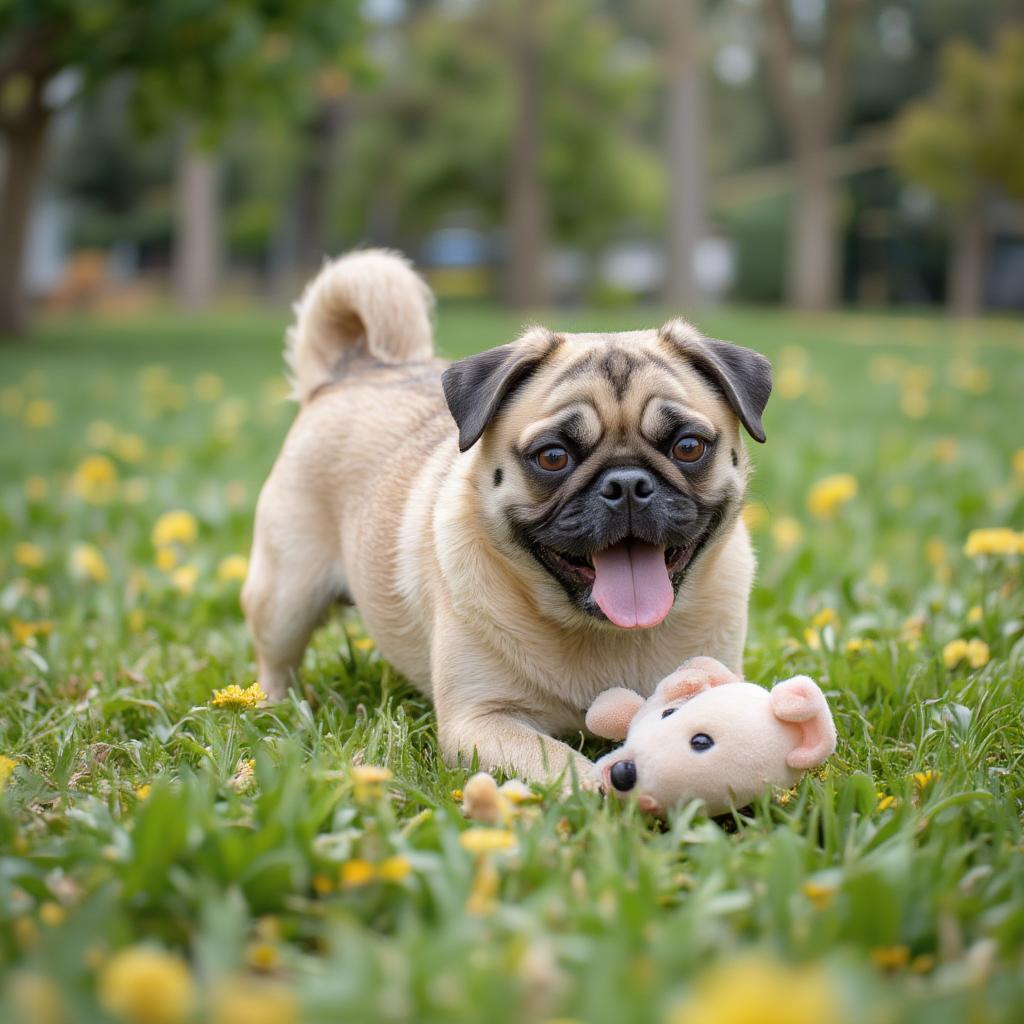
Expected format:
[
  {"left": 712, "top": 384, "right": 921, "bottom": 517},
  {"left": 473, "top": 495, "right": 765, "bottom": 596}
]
[{"left": 1, "top": 0, "right": 1024, "bottom": 335}]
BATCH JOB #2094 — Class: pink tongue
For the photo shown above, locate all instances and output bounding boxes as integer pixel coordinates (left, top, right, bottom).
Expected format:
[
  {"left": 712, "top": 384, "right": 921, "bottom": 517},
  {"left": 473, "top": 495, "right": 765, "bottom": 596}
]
[{"left": 591, "top": 540, "right": 674, "bottom": 629}]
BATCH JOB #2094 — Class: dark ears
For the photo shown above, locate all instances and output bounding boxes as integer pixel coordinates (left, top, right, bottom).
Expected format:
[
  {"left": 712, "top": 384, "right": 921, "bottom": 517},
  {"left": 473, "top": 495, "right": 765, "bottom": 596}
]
[
  {"left": 659, "top": 319, "right": 773, "bottom": 443},
  {"left": 441, "top": 327, "right": 560, "bottom": 452}
]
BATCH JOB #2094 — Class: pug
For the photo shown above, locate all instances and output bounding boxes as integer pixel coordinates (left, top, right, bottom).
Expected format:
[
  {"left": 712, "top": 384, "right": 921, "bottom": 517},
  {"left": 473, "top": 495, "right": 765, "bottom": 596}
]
[{"left": 243, "top": 249, "right": 772, "bottom": 784}]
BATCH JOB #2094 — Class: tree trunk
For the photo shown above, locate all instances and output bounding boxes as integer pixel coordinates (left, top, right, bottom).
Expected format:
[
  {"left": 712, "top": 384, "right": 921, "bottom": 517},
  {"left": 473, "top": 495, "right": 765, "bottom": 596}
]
[
  {"left": 173, "top": 134, "right": 221, "bottom": 311},
  {"left": 664, "top": 0, "right": 705, "bottom": 310},
  {"left": 787, "top": 153, "right": 839, "bottom": 311},
  {"left": 948, "top": 205, "right": 986, "bottom": 318},
  {"left": 505, "top": 0, "right": 548, "bottom": 309},
  {"left": 0, "top": 92, "right": 51, "bottom": 338}
]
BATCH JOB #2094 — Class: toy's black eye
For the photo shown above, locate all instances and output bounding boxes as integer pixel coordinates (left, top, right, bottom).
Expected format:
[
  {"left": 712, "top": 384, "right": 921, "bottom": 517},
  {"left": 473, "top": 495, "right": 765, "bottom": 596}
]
[
  {"left": 661, "top": 707, "right": 676, "bottom": 719},
  {"left": 690, "top": 733, "right": 714, "bottom": 752}
]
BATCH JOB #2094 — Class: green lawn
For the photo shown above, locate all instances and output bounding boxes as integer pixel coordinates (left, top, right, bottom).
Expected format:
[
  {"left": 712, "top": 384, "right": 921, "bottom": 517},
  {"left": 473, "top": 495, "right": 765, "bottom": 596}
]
[{"left": 1, "top": 304, "right": 1023, "bottom": 1024}]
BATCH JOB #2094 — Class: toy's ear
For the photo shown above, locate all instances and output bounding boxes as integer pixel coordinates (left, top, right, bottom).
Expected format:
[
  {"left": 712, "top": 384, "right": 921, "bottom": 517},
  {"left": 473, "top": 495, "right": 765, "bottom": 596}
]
[
  {"left": 770, "top": 675, "right": 837, "bottom": 770},
  {"left": 586, "top": 688, "right": 645, "bottom": 741},
  {"left": 655, "top": 656, "right": 741, "bottom": 703}
]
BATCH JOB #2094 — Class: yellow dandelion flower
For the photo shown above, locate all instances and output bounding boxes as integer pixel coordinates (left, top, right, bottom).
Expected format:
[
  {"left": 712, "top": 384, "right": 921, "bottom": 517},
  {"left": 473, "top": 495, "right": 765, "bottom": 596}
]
[
  {"left": 24, "top": 399, "right": 56, "bottom": 429},
  {"left": 351, "top": 765, "right": 392, "bottom": 785},
  {"left": 870, "top": 945, "right": 910, "bottom": 971},
  {"left": 868, "top": 561, "right": 889, "bottom": 587},
  {"left": 11, "top": 620, "right": 54, "bottom": 646},
  {"left": 900, "top": 615, "right": 925, "bottom": 649},
  {"left": 151, "top": 510, "right": 198, "bottom": 548},
  {"left": 900, "top": 388, "right": 929, "bottom": 420},
  {"left": 770, "top": 516, "right": 804, "bottom": 553},
  {"left": 451, "top": 788, "right": 464, "bottom": 802},
  {"left": 776, "top": 365, "right": 808, "bottom": 400},
  {"left": 98, "top": 946, "right": 195, "bottom": 1024},
  {"left": 910, "top": 953, "right": 936, "bottom": 974},
  {"left": 312, "top": 873, "right": 335, "bottom": 896},
  {"left": 135, "top": 784, "right": 152, "bottom": 801},
  {"left": 803, "top": 628, "right": 821, "bottom": 651},
  {"left": 459, "top": 828, "right": 517, "bottom": 854},
  {"left": 113, "top": 433, "right": 146, "bottom": 463},
  {"left": 217, "top": 554, "right": 248, "bottom": 584},
  {"left": 912, "top": 770, "right": 939, "bottom": 789},
  {"left": 194, "top": 373, "right": 224, "bottom": 402},
  {"left": 1, "top": 755, "right": 18, "bottom": 791},
  {"left": 170, "top": 565, "right": 198, "bottom": 596},
  {"left": 13, "top": 917, "right": 40, "bottom": 948},
  {"left": 71, "top": 454, "right": 119, "bottom": 504},
  {"left": 966, "top": 638, "right": 990, "bottom": 668},
  {"left": 14, "top": 542, "right": 45, "bottom": 568},
  {"left": 155, "top": 547, "right": 178, "bottom": 572},
  {"left": 876, "top": 792, "right": 897, "bottom": 812},
  {"left": 352, "top": 636, "right": 375, "bottom": 652},
  {"left": 211, "top": 978, "right": 298, "bottom": 1024},
  {"left": 801, "top": 879, "right": 837, "bottom": 910},
  {"left": 211, "top": 683, "right": 266, "bottom": 710},
  {"left": 24, "top": 476, "right": 49, "bottom": 502},
  {"left": 128, "top": 609, "right": 146, "bottom": 633},
  {"left": 668, "top": 954, "right": 838, "bottom": 1024},
  {"left": 340, "top": 859, "right": 376, "bottom": 888},
  {"left": 70, "top": 543, "right": 109, "bottom": 583},
  {"left": 807, "top": 473, "right": 857, "bottom": 519},
  {"left": 933, "top": 438, "right": 958, "bottom": 463},
  {"left": 245, "top": 942, "right": 280, "bottom": 972},
  {"left": 9, "top": 971, "right": 66, "bottom": 1024},
  {"left": 966, "top": 605, "right": 983, "bottom": 624},
  {"left": 844, "top": 637, "right": 875, "bottom": 655},
  {"left": 377, "top": 856, "right": 413, "bottom": 883},
  {"left": 811, "top": 607, "right": 837, "bottom": 630},
  {"left": 39, "top": 902, "right": 65, "bottom": 927},
  {"left": 741, "top": 503, "right": 769, "bottom": 532},
  {"left": 964, "top": 527, "right": 1021, "bottom": 558}
]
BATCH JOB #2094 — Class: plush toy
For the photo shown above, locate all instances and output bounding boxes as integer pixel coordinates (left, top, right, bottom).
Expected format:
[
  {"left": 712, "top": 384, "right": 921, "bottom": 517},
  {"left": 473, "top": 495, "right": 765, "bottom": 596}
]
[{"left": 586, "top": 656, "right": 836, "bottom": 817}]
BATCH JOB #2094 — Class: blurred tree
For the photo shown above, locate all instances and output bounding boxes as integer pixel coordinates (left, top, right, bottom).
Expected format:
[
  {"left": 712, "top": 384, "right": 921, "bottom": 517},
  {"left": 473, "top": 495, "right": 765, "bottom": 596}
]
[
  {"left": 337, "top": 0, "right": 662, "bottom": 304},
  {"left": 0, "top": 1, "right": 363, "bottom": 335},
  {"left": 759, "top": 0, "right": 863, "bottom": 311},
  {"left": 893, "top": 32, "right": 1024, "bottom": 317}
]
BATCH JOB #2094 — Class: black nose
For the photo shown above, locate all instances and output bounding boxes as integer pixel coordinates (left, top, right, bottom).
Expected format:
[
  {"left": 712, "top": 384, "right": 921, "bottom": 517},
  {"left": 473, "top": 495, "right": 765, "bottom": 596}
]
[
  {"left": 609, "top": 760, "right": 637, "bottom": 792},
  {"left": 599, "top": 468, "right": 655, "bottom": 510}
]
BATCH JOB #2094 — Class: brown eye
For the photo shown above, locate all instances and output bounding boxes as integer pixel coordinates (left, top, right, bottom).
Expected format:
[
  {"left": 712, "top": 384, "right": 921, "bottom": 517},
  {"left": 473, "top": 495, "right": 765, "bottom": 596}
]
[
  {"left": 536, "top": 447, "right": 569, "bottom": 472},
  {"left": 672, "top": 436, "right": 706, "bottom": 464}
]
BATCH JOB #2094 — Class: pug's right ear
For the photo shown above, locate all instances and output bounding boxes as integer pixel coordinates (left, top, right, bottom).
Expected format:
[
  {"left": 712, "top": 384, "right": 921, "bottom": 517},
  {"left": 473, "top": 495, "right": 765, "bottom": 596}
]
[{"left": 441, "top": 327, "right": 560, "bottom": 452}]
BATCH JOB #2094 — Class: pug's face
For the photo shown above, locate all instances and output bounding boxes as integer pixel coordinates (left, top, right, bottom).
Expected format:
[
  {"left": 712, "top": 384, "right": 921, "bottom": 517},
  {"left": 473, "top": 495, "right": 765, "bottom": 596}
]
[{"left": 442, "top": 320, "right": 772, "bottom": 629}]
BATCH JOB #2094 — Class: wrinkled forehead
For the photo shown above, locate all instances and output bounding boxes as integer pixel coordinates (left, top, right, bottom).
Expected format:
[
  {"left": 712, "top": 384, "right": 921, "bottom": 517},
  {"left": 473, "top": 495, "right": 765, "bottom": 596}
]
[{"left": 514, "top": 331, "right": 728, "bottom": 447}]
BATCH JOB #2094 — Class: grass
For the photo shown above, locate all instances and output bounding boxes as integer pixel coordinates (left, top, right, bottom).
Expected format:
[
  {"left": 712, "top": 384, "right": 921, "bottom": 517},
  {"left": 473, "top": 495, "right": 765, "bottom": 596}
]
[{"left": 1, "top": 303, "right": 1023, "bottom": 1024}]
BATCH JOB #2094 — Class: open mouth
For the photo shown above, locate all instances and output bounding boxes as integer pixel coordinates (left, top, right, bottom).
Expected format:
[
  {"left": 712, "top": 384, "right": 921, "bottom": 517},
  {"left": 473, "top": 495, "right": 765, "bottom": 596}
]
[{"left": 536, "top": 535, "right": 706, "bottom": 629}]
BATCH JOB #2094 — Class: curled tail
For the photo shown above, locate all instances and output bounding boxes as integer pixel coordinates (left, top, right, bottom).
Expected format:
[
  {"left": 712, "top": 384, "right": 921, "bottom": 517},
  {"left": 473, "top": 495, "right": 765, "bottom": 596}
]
[{"left": 285, "top": 248, "right": 435, "bottom": 402}]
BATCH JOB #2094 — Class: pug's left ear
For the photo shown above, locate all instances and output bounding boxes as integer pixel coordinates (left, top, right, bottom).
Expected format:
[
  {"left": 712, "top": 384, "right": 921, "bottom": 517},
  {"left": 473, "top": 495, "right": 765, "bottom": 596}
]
[
  {"left": 660, "top": 319, "right": 772, "bottom": 443},
  {"left": 442, "top": 327, "right": 561, "bottom": 452}
]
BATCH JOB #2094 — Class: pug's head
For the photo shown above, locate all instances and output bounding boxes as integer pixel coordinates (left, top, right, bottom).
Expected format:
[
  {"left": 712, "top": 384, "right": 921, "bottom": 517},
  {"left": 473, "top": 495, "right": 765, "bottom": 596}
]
[{"left": 441, "top": 320, "right": 771, "bottom": 629}]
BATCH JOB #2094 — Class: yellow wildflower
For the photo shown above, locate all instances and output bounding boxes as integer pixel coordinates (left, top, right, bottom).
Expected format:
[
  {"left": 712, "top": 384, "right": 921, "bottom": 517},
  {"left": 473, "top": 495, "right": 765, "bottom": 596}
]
[
  {"left": 944, "top": 638, "right": 989, "bottom": 670},
  {"left": 170, "top": 565, "right": 199, "bottom": 596},
  {"left": 23, "top": 399, "right": 56, "bottom": 428},
  {"left": 933, "top": 437, "right": 958, "bottom": 463},
  {"left": 801, "top": 879, "right": 837, "bottom": 910},
  {"left": 312, "top": 873, "right": 334, "bottom": 896},
  {"left": 113, "top": 433, "right": 146, "bottom": 463},
  {"left": 351, "top": 764, "right": 393, "bottom": 801},
  {"left": 465, "top": 854, "right": 500, "bottom": 916},
  {"left": 151, "top": 510, "right": 198, "bottom": 548},
  {"left": 24, "top": 476, "right": 49, "bottom": 502},
  {"left": 217, "top": 554, "right": 248, "bottom": 584},
  {"left": 803, "top": 628, "right": 821, "bottom": 651},
  {"left": 128, "top": 609, "right": 146, "bottom": 633},
  {"left": 741, "top": 503, "right": 769, "bottom": 532},
  {"left": 845, "top": 637, "right": 875, "bottom": 655},
  {"left": 211, "top": 683, "right": 266, "bottom": 710},
  {"left": 9, "top": 971, "right": 66, "bottom": 1024},
  {"left": 776, "top": 365, "right": 808, "bottom": 400},
  {"left": 770, "top": 516, "right": 803, "bottom": 553},
  {"left": 135, "top": 785, "right": 152, "bottom": 801},
  {"left": 340, "top": 859, "right": 376, "bottom": 888},
  {"left": 807, "top": 473, "right": 857, "bottom": 519},
  {"left": 98, "top": 946, "right": 195, "bottom": 1024},
  {"left": 1, "top": 755, "right": 18, "bottom": 791},
  {"left": 913, "top": 770, "right": 939, "bottom": 789},
  {"left": 910, "top": 954, "right": 936, "bottom": 974},
  {"left": 868, "top": 561, "right": 889, "bottom": 587},
  {"left": 155, "top": 547, "right": 178, "bottom": 572},
  {"left": 39, "top": 902, "right": 65, "bottom": 927},
  {"left": 211, "top": 979, "right": 297, "bottom": 1024},
  {"left": 72, "top": 454, "right": 119, "bottom": 504},
  {"left": 966, "top": 638, "right": 990, "bottom": 668},
  {"left": 811, "top": 607, "right": 837, "bottom": 630},
  {"left": 669, "top": 954, "right": 839, "bottom": 1024},
  {"left": 459, "top": 828, "right": 517, "bottom": 854},
  {"left": 14, "top": 542, "right": 45, "bottom": 568},
  {"left": 964, "top": 527, "right": 1022, "bottom": 558},
  {"left": 11, "top": 620, "right": 54, "bottom": 646},
  {"left": 900, "top": 388, "right": 928, "bottom": 419},
  {"left": 70, "top": 543, "right": 109, "bottom": 583},
  {"left": 870, "top": 945, "right": 910, "bottom": 971},
  {"left": 377, "top": 856, "right": 413, "bottom": 883},
  {"left": 876, "top": 792, "right": 897, "bottom": 812},
  {"left": 967, "top": 605, "right": 983, "bottom": 624},
  {"left": 245, "top": 942, "right": 280, "bottom": 972}
]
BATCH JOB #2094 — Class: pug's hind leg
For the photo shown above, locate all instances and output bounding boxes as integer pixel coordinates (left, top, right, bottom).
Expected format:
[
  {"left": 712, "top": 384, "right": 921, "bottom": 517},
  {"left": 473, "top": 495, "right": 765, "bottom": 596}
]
[{"left": 242, "top": 490, "right": 343, "bottom": 701}]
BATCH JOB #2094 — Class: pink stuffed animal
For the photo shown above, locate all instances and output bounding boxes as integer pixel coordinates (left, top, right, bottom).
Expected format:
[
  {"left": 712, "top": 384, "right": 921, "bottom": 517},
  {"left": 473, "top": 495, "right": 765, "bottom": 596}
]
[{"left": 586, "top": 656, "right": 836, "bottom": 817}]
